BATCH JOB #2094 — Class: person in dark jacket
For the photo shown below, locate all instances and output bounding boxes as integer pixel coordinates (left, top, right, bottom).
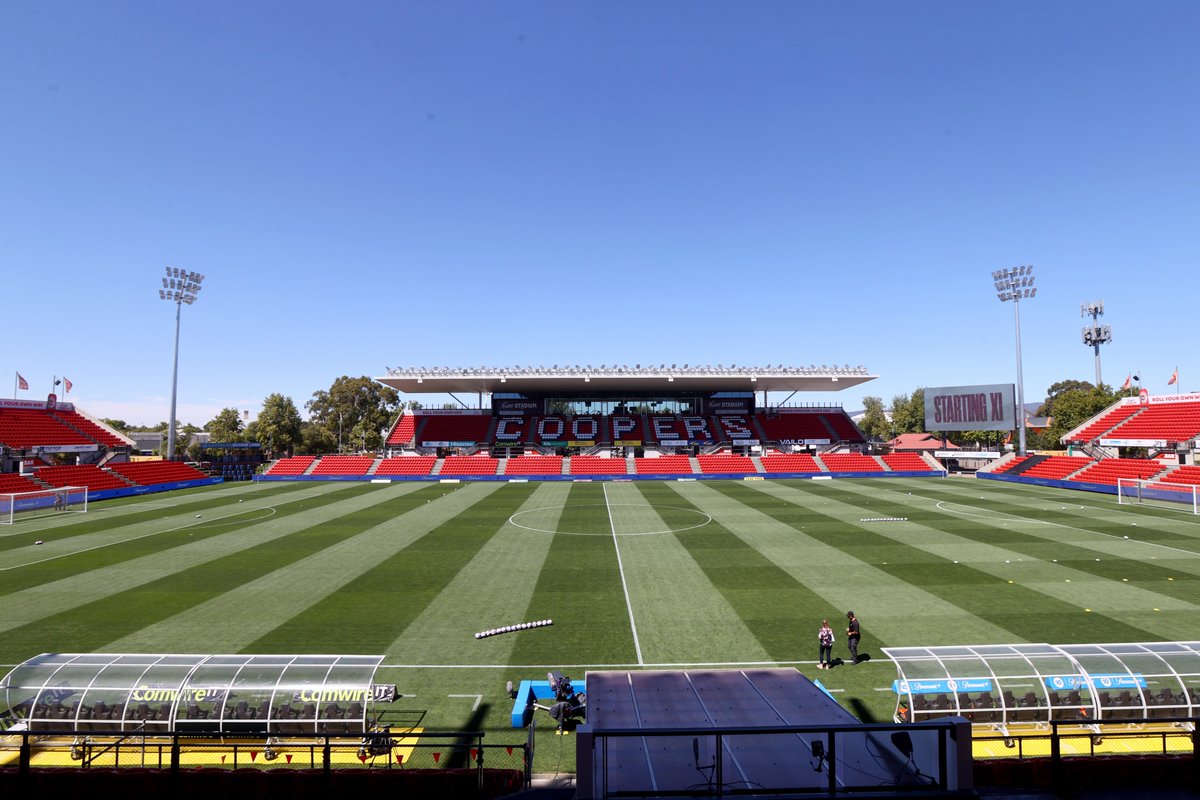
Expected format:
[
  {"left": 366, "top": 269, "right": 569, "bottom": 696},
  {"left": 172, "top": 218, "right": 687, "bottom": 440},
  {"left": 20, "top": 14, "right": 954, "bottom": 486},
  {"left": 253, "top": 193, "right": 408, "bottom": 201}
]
[{"left": 846, "top": 611, "right": 861, "bottom": 664}]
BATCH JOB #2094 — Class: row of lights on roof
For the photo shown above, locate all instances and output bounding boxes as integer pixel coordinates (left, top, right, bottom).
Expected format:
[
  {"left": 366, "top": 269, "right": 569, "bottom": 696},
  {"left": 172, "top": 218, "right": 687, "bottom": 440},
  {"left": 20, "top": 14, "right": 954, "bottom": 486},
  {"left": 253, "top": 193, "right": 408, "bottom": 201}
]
[{"left": 389, "top": 364, "right": 868, "bottom": 376}]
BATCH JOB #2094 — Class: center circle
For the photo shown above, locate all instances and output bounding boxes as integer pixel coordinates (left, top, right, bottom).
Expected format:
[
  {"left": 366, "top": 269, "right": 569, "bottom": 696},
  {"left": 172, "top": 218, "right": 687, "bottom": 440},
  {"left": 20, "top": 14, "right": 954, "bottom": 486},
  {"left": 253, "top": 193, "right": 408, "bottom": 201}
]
[{"left": 508, "top": 503, "right": 713, "bottom": 536}]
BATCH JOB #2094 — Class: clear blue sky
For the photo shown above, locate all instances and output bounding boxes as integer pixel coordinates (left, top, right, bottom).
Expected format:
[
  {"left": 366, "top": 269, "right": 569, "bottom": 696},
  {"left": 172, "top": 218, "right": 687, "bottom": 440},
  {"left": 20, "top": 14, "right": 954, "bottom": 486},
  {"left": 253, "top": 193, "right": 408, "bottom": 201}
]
[{"left": 4, "top": 2, "right": 1197, "bottom": 426}]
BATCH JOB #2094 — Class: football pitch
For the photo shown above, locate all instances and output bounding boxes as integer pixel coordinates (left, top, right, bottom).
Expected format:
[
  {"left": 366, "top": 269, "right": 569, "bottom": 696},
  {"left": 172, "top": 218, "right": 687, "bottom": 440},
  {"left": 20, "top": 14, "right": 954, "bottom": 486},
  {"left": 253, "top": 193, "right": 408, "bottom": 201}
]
[{"left": 3, "top": 475, "right": 1199, "bottom": 771}]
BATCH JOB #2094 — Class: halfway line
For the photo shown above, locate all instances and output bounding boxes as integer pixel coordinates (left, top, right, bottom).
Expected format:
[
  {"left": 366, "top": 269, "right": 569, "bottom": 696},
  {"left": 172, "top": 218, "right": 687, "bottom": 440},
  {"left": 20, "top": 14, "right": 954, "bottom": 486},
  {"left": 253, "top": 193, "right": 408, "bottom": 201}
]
[{"left": 605, "top": 483, "right": 644, "bottom": 665}]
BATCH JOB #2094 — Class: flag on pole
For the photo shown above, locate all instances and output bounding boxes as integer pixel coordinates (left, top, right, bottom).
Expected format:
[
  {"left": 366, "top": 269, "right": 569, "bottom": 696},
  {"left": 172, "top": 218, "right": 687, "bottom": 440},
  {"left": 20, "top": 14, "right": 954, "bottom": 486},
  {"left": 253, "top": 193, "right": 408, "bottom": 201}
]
[
  {"left": 17, "top": 373, "right": 28, "bottom": 391},
  {"left": 1168, "top": 369, "right": 1178, "bottom": 386},
  {"left": 64, "top": 377, "right": 73, "bottom": 393},
  {"left": 1121, "top": 373, "right": 1131, "bottom": 390}
]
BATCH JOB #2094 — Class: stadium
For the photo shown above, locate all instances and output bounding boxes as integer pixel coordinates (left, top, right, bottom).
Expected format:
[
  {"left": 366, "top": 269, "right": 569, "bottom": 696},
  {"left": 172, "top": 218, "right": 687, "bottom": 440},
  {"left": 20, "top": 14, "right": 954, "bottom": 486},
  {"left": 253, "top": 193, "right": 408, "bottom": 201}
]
[{"left": 4, "top": 359, "right": 1200, "bottom": 799}]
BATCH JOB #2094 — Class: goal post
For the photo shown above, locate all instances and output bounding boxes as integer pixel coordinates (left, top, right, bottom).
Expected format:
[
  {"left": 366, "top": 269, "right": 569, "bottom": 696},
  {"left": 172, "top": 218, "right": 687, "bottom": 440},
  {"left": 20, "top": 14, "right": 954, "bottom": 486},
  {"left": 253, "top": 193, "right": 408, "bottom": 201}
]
[
  {"left": 0, "top": 486, "right": 89, "bottom": 525},
  {"left": 1117, "top": 478, "right": 1200, "bottom": 515}
]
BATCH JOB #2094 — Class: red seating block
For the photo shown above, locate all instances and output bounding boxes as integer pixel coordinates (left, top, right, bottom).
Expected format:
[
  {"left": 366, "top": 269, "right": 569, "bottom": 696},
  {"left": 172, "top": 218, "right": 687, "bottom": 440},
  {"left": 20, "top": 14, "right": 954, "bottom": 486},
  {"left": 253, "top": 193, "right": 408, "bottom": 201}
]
[
  {"left": 882, "top": 453, "right": 935, "bottom": 471},
  {"left": 266, "top": 456, "right": 318, "bottom": 476},
  {"left": 504, "top": 456, "right": 564, "bottom": 475},
  {"left": 36, "top": 464, "right": 132, "bottom": 492},
  {"left": 374, "top": 457, "right": 437, "bottom": 476},
  {"left": 310, "top": 455, "right": 376, "bottom": 476},
  {"left": 820, "top": 453, "right": 883, "bottom": 472},
  {"left": 760, "top": 454, "right": 822, "bottom": 473},
  {"left": 439, "top": 455, "right": 498, "bottom": 476},
  {"left": 633, "top": 455, "right": 693, "bottom": 475},
  {"left": 568, "top": 456, "right": 629, "bottom": 475},
  {"left": 696, "top": 454, "right": 756, "bottom": 473},
  {"left": 107, "top": 461, "right": 209, "bottom": 486}
]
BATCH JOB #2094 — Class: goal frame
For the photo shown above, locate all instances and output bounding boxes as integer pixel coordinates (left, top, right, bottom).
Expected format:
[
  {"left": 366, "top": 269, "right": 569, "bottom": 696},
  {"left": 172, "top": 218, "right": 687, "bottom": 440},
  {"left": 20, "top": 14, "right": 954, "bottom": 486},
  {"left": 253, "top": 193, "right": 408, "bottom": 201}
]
[
  {"left": 1116, "top": 477, "right": 1200, "bottom": 515},
  {"left": 0, "top": 485, "right": 89, "bottom": 525}
]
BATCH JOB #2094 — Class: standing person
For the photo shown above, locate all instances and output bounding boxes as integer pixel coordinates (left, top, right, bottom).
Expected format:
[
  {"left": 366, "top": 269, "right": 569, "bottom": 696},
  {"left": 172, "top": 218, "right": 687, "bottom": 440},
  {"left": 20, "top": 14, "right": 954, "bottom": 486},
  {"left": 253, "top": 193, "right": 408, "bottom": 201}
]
[
  {"left": 817, "top": 620, "right": 835, "bottom": 670},
  {"left": 846, "top": 611, "right": 861, "bottom": 665}
]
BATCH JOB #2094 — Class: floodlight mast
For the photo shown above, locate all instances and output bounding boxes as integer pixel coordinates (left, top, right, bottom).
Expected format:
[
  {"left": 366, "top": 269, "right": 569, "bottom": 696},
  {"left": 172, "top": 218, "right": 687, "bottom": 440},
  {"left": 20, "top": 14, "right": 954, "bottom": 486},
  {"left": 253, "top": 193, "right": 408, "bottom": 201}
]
[
  {"left": 157, "top": 267, "right": 205, "bottom": 460},
  {"left": 1080, "top": 301, "right": 1112, "bottom": 387},
  {"left": 992, "top": 266, "right": 1036, "bottom": 456}
]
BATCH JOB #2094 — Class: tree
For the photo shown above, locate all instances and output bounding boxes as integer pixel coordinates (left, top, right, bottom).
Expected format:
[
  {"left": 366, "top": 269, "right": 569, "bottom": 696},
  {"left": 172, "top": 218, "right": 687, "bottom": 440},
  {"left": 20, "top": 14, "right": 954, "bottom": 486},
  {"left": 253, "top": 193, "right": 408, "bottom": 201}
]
[
  {"left": 253, "top": 393, "right": 303, "bottom": 458},
  {"left": 306, "top": 376, "right": 400, "bottom": 453},
  {"left": 889, "top": 388, "right": 926, "bottom": 435},
  {"left": 1036, "top": 383, "right": 1119, "bottom": 447},
  {"left": 205, "top": 408, "right": 244, "bottom": 443},
  {"left": 300, "top": 421, "right": 338, "bottom": 454},
  {"left": 101, "top": 418, "right": 130, "bottom": 434},
  {"left": 858, "top": 396, "right": 890, "bottom": 441}
]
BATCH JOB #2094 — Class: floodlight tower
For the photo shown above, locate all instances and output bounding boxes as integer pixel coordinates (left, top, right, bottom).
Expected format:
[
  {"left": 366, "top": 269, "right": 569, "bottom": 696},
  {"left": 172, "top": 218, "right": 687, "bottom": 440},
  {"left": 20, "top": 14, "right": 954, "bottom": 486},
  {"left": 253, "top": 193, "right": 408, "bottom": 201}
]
[
  {"left": 1080, "top": 301, "right": 1112, "bottom": 387},
  {"left": 158, "top": 267, "right": 205, "bottom": 460},
  {"left": 992, "top": 266, "right": 1037, "bottom": 456}
]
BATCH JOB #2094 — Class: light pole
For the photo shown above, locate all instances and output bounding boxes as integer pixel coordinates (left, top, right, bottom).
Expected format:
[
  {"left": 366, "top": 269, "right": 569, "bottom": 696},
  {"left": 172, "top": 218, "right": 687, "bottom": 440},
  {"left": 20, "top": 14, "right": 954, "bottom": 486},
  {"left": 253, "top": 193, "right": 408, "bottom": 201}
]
[
  {"left": 158, "top": 267, "right": 205, "bottom": 460},
  {"left": 1080, "top": 301, "right": 1112, "bottom": 387},
  {"left": 992, "top": 266, "right": 1036, "bottom": 456}
]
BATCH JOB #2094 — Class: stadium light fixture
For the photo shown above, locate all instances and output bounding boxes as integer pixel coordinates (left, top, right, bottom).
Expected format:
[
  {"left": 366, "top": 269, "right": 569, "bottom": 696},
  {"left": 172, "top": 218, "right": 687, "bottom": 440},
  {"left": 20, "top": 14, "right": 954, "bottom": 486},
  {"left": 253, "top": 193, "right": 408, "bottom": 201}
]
[
  {"left": 992, "top": 265, "right": 1036, "bottom": 456},
  {"left": 1081, "top": 301, "right": 1112, "bottom": 386},
  {"left": 157, "top": 266, "right": 205, "bottom": 461}
]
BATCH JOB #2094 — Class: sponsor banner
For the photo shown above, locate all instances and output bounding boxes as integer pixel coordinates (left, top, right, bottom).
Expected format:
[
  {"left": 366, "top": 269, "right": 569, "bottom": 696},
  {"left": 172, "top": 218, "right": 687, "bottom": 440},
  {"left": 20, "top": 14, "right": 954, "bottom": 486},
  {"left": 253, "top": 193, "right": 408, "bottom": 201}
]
[
  {"left": 730, "top": 439, "right": 760, "bottom": 446},
  {"left": 421, "top": 440, "right": 478, "bottom": 448},
  {"left": 1044, "top": 673, "right": 1147, "bottom": 691},
  {"left": 1118, "top": 392, "right": 1200, "bottom": 406},
  {"left": 567, "top": 440, "right": 596, "bottom": 446},
  {"left": 291, "top": 685, "right": 393, "bottom": 704},
  {"left": 893, "top": 678, "right": 993, "bottom": 695},
  {"left": 130, "top": 685, "right": 227, "bottom": 704},
  {"left": 779, "top": 439, "right": 831, "bottom": 446},
  {"left": 414, "top": 409, "right": 488, "bottom": 416},
  {"left": 0, "top": 398, "right": 76, "bottom": 412},
  {"left": 925, "top": 383, "right": 1016, "bottom": 432},
  {"left": 935, "top": 450, "right": 1000, "bottom": 459},
  {"left": 660, "top": 439, "right": 713, "bottom": 447},
  {"left": 1100, "top": 438, "right": 1169, "bottom": 448},
  {"left": 32, "top": 444, "right": 99, "bottom": 454},
  {"left": 704, "top": 397, "right": 753, "bottom": 415},
  {"left": 539, "top": 440, "right": 566, "bottom": 447},
  {"left": 494, "top": 399, "right": 541, "bottom": 415},
  {"left": 613, "top": 440, "right": 642, "bottom": 447}
]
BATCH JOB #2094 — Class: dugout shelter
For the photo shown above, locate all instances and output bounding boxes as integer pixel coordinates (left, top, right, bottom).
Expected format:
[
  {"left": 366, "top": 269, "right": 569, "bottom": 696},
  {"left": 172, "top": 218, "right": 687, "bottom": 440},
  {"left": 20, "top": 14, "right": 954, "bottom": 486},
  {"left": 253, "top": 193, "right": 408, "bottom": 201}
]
[
  {"left": 0, "top": 653, "right": 396, "bottom": 736},
  {"left": 883, "top": 642, "right": 1200, "bottom": 735}
]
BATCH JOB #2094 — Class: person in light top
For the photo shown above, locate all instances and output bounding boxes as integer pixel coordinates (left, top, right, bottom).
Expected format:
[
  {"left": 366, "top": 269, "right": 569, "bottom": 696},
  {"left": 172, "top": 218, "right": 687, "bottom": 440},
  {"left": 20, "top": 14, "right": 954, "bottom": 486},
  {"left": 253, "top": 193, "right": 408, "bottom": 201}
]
[{"left": 817, "top": 620, "right": 835, "bottom": 670}]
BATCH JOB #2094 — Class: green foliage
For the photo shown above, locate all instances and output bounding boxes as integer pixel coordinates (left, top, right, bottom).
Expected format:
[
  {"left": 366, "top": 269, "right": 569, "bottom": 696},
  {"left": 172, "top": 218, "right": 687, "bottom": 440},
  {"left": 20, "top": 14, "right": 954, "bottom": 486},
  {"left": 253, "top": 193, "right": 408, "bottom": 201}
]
[
  {"left": 252, "top": 393, "right": 303, "bottom": 458},
  {"left": 300, "top": 421, "right": 338, "bottom": 454},
  {"left": 205, "top": 408, "right": 244, "bottom": 443},
  {"left": 858, "top": 396, "right": 890, "bottom": 440},
  {"left": 100, "top": 418, "right": 130, "bottom": 434},
  {"left": 1038, "top": 383, "right": 1120, "bottom": 446},
  {"left": 306, "top": 376, "right": 400, "bottom": 453},
  {"left": 889, "top": 388, "right": 926, "bottom": 435}
]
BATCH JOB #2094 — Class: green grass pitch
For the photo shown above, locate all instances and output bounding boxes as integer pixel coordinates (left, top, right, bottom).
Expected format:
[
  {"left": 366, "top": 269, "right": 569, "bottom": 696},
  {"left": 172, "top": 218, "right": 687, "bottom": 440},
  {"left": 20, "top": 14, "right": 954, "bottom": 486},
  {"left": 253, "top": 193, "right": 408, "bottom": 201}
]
[{"left": 3, "top": 475, "right": 1199, "bottom": 771}]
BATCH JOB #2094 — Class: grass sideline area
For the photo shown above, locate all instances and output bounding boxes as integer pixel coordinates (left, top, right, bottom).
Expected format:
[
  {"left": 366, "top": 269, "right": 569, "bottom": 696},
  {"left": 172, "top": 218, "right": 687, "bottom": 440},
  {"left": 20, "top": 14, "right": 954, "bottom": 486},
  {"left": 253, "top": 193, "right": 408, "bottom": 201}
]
[{"left": 2, "top": 476, "right": 1199, "bottom": 773}]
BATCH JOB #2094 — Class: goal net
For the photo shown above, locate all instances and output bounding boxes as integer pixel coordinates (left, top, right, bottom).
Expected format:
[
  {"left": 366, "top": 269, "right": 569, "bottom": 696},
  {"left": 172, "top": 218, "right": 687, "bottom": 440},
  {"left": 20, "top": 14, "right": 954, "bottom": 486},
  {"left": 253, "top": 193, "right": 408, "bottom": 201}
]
[
  {"left": 1116, "top": 478, "right": 1200, "bottom": 515},
  {"left": 0, "top": 486, "right": 89, "bottom": 525}
]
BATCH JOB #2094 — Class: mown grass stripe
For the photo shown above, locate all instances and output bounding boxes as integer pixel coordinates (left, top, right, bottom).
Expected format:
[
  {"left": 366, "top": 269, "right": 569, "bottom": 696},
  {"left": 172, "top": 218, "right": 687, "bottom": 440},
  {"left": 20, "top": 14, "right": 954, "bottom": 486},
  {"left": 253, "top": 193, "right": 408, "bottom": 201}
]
[
  {"left": 737, "top": 479, "right": 1152, "bottom": 645},
  {"left": 670, "top": 480, "right": 1015, "bottom": 649},
  {"left": 1, "top": 484, "right": 444, "bottom": 657},
  {"left": 384, "top": 483, "right": 573, "bottom": 665},
  {"left": 0, "top": 483, "right": 413, "bottom": 649},
  {"left": 825, "top": 480, "right": 1200, "bottom": 613},
  {"left": 0, "top": 481, "right": 315, "bottom": 553},
  {"left": 240, "top": 483, "right": 531, "bottom": 655},
  {"left": 581, "top": 482, "right": 771, "bottom": 665},
  {"left": 0, "top": 482, "right": 345, "bottom": 584}
]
